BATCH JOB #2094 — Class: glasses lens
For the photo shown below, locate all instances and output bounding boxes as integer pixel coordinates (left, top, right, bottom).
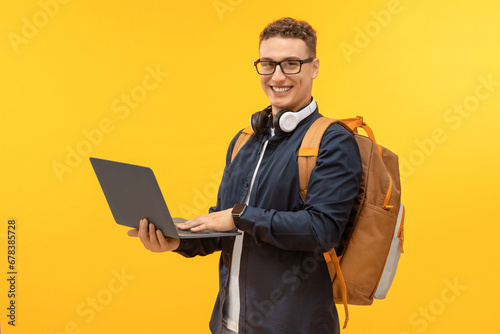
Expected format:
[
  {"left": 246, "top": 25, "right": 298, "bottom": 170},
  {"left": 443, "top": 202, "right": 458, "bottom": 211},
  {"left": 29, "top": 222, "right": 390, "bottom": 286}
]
[
  {"left": 281, "top": 60, "right": 301, "bottom": 74},
  {"left": 257, "top": 61, "right": 276, "bottom": 75}
]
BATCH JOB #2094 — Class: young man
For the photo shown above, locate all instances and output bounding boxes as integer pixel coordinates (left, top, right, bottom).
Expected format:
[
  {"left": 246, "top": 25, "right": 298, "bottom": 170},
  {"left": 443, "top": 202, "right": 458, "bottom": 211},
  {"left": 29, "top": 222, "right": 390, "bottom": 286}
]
[{"left": 128, "top": 17, "right": 362, "bottom": 334}]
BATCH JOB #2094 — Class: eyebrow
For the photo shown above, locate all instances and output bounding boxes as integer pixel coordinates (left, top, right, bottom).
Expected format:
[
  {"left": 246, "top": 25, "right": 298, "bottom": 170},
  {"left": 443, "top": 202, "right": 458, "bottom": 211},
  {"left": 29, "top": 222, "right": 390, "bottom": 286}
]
[{"left": 259, "top": 56, "right": 302, "bottom": 61}]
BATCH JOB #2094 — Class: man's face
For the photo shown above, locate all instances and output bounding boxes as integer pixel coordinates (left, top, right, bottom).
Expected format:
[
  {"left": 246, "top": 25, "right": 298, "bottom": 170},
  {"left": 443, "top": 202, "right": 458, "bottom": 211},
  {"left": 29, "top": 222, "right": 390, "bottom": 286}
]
[{"left": 258, "top": 37, "right": 319, "bottom": 116}]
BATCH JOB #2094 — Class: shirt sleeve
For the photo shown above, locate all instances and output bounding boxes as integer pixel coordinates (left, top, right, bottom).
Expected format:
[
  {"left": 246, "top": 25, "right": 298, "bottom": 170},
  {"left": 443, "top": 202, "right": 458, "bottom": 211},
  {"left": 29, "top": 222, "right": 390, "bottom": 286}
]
[{"left": 235, "top": 126, "right": 362, "bottom": 253}]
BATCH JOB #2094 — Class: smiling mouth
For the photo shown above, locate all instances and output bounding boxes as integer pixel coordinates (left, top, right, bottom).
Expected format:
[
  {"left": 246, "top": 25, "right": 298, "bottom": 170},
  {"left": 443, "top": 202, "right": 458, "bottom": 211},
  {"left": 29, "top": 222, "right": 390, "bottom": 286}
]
[{"left": 271, "top": 86, "right": 292, "bottom": 93}]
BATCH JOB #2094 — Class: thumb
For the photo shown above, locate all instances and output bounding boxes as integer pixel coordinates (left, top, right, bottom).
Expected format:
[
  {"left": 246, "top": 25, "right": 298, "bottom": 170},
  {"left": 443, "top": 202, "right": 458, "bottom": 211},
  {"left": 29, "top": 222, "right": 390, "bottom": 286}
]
[{"left": 127, "top": 229, "right": 139, "bottom": 237}]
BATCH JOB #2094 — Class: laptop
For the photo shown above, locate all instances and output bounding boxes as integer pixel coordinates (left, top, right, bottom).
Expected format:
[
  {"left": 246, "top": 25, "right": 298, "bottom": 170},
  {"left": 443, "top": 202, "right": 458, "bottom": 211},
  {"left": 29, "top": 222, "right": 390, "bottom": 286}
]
[{"left": 90, "top": 157, "right": 241, "bottom": 239}]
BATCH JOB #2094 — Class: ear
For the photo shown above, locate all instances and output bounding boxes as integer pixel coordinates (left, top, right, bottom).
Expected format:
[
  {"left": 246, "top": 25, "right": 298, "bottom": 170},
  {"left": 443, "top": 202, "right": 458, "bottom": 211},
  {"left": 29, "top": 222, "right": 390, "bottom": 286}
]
[{"left": 311, "top": 58, "right": 319, "bottom": 79}]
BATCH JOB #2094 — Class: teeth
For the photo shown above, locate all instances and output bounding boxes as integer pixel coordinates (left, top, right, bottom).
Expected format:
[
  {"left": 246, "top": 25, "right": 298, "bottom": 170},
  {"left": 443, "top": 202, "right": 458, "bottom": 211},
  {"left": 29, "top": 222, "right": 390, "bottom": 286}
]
[{"left": 272, "top": 86, "right": 291, "bottom": 93}]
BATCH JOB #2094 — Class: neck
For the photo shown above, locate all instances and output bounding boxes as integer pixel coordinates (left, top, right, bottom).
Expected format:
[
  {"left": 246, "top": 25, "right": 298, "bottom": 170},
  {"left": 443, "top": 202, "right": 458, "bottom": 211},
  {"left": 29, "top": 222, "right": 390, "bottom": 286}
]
[{"left": 271, "top": 96, "right": 314, "bottom": 117}]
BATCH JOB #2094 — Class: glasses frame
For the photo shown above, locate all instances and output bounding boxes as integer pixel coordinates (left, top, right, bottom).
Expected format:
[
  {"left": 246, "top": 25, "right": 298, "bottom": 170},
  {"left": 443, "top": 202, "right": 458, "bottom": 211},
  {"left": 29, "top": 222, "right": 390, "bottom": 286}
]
[{"left": 253, "top": 57, "right": 315, "bottom": 75}]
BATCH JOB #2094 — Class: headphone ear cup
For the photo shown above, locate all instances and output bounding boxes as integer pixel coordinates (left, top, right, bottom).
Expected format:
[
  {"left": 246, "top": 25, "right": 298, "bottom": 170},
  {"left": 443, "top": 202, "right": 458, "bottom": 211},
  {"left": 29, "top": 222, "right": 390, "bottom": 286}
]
[
  {"left": 250, "top": 107, "right": 271, "bottom": 134},
  {"left": 273, "top": 109, "right": 294, "bottom": 132}
]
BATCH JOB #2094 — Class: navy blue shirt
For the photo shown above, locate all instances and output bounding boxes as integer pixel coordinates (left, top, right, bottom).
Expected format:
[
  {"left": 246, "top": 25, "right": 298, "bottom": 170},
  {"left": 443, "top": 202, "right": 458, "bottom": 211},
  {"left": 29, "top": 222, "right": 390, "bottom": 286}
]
[{"left": 176, "top": 105, "right": 362, "bottom": 334}]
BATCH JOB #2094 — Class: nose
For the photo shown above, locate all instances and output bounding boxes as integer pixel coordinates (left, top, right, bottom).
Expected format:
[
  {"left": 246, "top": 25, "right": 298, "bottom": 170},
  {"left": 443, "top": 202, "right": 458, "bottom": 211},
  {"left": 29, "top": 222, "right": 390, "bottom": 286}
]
[{"left": 271, "top": 64, "right": 286, "bottom": 82}]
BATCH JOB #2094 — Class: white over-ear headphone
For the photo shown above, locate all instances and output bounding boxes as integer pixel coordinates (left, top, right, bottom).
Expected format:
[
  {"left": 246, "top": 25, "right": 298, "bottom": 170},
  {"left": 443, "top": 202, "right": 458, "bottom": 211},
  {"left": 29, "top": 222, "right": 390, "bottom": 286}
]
[
  {"left": 250, "top": 98, "right": 317, "bottom": 134},
  {"left": 276, "top": 98, "right": 317, "bottom": 132}
]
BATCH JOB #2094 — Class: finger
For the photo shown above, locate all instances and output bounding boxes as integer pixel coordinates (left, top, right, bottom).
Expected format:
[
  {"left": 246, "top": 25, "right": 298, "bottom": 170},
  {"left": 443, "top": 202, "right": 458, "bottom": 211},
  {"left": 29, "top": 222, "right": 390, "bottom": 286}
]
[
  {"left": 156, "top": 230, "right": 170, "bottom": 250},
  {"left": 128, "top": 229, "right": 139, "bottom": 237},
  {"left": 149, "top": 223, "right": 161, "bottom": 250},
  {"left": 190, "top": 222, "right": 212, "bottom": 232},
  {"left": 158, "top": 232, "right": 181, "bottom": 251},
  {"left": 138, "top": 219, "right": 152, "bottom": 249},
  {"left": 139, "top": 218, "right": 149, "bottom": 235},
  {"left": 177, "top": 217, "right": 205, "bottom": 230}
]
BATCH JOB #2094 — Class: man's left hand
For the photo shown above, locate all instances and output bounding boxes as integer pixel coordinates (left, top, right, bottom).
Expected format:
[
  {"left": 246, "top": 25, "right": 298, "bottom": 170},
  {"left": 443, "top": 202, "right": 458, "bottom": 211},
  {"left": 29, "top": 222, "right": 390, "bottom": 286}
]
[{"left": 177, "top": 208, "right": 235, "bottom": 232}]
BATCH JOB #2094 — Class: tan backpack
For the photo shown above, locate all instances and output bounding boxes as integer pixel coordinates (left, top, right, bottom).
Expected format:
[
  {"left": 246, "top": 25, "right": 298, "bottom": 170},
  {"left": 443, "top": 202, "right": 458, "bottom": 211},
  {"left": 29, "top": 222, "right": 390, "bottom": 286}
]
[{"left": 231, "top": 116, "right": 405, "bottom": 329}]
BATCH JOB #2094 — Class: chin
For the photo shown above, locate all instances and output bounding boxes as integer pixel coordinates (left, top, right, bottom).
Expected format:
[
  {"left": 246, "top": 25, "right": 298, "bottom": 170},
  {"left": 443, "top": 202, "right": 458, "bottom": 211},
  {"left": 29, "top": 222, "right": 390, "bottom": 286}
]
[{"left": 267, "top": 96, "right": 293, "bottom": 110}]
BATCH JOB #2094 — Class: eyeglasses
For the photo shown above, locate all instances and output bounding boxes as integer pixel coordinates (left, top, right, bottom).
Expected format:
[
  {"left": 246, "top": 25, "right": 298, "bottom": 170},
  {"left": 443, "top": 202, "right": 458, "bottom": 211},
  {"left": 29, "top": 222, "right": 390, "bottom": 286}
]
[{"left": 254, "top": 57, "right": 314, "bottom": 75}]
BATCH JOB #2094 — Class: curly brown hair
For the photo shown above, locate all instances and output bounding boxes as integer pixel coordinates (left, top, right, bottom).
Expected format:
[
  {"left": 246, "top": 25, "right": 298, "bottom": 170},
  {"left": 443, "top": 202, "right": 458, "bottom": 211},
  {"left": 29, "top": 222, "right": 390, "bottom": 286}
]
[{"left": 259, "top": 17, "right": 317, "bottom": 57}]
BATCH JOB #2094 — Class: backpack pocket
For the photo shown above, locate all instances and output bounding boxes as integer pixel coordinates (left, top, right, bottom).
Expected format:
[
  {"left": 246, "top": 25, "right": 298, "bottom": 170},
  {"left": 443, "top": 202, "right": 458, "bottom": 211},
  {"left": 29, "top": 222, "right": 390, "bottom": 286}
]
[
  {"left": 334, "top": 202, "right": 398, "bottom": 305},
  {"left": 374, "top": 203, "right": 405, "bottom": 299}
]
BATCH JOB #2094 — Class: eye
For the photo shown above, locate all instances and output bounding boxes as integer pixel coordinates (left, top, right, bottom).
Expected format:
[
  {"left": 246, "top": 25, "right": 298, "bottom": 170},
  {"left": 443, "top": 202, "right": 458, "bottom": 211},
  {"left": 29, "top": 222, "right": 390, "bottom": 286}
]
[
  {"left": 283, "top": 60, "right": 300, "bottom": 68},
  {"left": 260, "top": 61, "right": 275, "bottom": 69}
]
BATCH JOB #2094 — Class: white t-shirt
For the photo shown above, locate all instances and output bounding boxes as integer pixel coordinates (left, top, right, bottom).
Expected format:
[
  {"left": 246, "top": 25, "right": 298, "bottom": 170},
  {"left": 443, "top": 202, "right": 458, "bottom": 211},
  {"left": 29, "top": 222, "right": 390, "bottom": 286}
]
[{"left": 223, "top": 129, "right": 275, "bottom": 332}]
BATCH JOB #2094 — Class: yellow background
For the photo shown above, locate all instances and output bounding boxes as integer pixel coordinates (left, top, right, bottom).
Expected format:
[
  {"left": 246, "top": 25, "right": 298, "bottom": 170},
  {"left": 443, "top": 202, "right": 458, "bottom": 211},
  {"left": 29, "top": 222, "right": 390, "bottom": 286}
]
[{"left": 1, "top": 0, "right": 499, "bottom": 333}]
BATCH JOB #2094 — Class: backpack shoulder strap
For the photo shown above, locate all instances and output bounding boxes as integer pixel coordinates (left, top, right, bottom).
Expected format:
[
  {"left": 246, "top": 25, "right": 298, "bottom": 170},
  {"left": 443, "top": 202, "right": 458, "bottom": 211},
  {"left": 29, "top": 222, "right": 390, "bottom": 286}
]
[
  {"left": 233, "top": 117, "right": 354, "bottom": 196},
  {"left": 298, "top": 117, "right": 353, "bottom": 201},
  {"left": 230, "top": 126, "right": 254, "bottom": 162},
  {"left": 298, "top": 116, "right": 355, "bottom": 329}
]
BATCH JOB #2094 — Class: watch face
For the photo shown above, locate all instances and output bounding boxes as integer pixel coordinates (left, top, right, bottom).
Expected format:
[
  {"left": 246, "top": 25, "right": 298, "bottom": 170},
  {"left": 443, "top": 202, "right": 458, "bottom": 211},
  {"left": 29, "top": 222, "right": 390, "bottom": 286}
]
[{"left": 232, "top": 203, "right": 246, "bottom": 215}]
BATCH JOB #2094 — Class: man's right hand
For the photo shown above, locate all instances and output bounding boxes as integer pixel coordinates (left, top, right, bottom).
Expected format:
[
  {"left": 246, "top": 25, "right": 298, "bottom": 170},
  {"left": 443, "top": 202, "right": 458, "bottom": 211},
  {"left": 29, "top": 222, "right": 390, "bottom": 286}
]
[{"left": 127, "top": 218, "right": 180, "bottom": 252}]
